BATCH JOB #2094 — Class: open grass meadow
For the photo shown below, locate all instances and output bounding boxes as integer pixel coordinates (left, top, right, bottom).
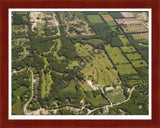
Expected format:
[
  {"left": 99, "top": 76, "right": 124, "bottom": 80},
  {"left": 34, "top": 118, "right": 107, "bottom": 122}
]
[
  {"left": 87, "top": 15, "right": 104, "bottom": 23},
  {"left": 126, "top": 53, "right": 142, "bottom": 60},
  {"left": 75, "top": 43, "right": 119, "bottom": 86},
  {"left": 105, "top": 44, "right": 129, "bottom": 65},
  {"left": 116, "top": 64, "right": 137, "bottom": 75},
  {"left": 118, "top": 35, "right": 130, "bottom": 45},
  {"left": 106, "top": 20, "right": 117, "bottom": 26},
  {"left": 12, "top": 99, "right": 24, "bottom": 115},
  {"left": 106, "top": 86, "right": 126, "bottom": 104},
  {"left": 131, "top": 60, "right": 148, "bottom": 68},
  {"left": 121, "top": 46, "right": 136, "bottom": 53}
]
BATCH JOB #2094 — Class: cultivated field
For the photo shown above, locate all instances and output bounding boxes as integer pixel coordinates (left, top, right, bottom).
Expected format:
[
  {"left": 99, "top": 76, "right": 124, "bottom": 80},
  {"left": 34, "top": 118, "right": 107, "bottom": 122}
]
[
  {"left": 121, "top": 24, "right": 148, "bottom": 33},
  {"left": 126, "top": 53, "right": 142, "bottom": 60},
  {"left": 116, "top": 18, "right": 141, "bottom": 25},
  {"left": 131, "top": 60, "right": 148, "bottom": 68},
  {"left": 87, "top": 15, "right": 104, "bottom": 23},
  {"left": 120, "top": 12, "right": 135, "bottom": 18},
  {"left": 105, "top": 44, "right": 129, "bottom": 65},
  {"left": 118, "top": 35, "right": 130, "bottom": 45},
  {"left": 121, "top": 46, "right": 136, "bottom": 53},
  {"left": 101, "top": 14, "right": 117, "bottom": 26},
  {"left": 132, "top": 33, "right": 148, "bottom": 41},
  {"left": 116, "top": 64, "right": 137, "bottom": 75}
]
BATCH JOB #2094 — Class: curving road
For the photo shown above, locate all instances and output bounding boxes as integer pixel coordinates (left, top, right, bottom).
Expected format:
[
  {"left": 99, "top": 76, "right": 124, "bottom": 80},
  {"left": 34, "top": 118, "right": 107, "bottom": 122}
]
[{"left": 23, "top": 69, "right": 34, "bottom": 115}]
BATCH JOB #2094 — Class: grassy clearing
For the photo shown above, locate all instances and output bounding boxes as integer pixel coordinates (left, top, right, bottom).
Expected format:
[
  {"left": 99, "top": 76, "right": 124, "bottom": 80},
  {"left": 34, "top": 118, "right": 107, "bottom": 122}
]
[
  {"left": 131, "top": 60, "right": 148, "bottom": 68},
  {"left": 12, "top": 99, "right": 24, "bottom": 115},
  {"left": 87, "top": 15, "right": 104, "bottom": 23},
  {"left": 63, "top": 80, "right": 77, "bottom": 92},
  {"left": 75, "top": 43, "right": 91, "bottom": 57},
  {"left": 126, "top": 53, "right": 142, "bottom": 60},
  {"left": 118, "top": 35, "right": 130, "bottom": 45},
  {"left": 80, "top": 81, "right": 92, "bottom": 91},
  {"left": 15, "top": 86, "right": 27, "bottom": 96},
  {"left": 129, "top": 80, "right": 143, "bottom": 86},
  {"left": 77, "top": 44, "right": 119, "bottom": 86},
  {"left": 121, "top": 46, "right": 136, "bottom": 53},
  {"left": 116, "top": 64, "right": 137, "bottom": 75},
  {"left": 107, "top": 86, "right": 126, "bottom": 104},
  {"left": 105, "top": 44, "right": 129, "bottom": 65}
]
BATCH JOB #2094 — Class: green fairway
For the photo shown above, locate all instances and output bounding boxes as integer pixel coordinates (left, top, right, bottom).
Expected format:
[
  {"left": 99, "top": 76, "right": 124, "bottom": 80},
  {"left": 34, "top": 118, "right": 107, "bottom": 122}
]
[
  {"left": 15, "top": 86, "right": 28, "bottom": 97},
  {"left": 126, "top": 53, "right": 142, "bottom": 60},
  {"left": 87, "top": 15, "right": 104, "bottom": 23},
  {"left": 118, "top": 35, "right": 130, "bottom": 45},
  {"left": 121, "top": 46, "right": 136, "bottom": 53},
  {"left": 131, "top": 60, "right": 148, "bottom": 68},
  {"left": 107, "top": 86, "right": 126, "bottom": 104},
  {"left": 63, "top": 80, "right": 77, "bottom": 92},
  {"left": 116, "top": 64, "right": 137, "bottom": 75},
  {"left": 105, "top": 44, "right": 129, "bottom": 65}
]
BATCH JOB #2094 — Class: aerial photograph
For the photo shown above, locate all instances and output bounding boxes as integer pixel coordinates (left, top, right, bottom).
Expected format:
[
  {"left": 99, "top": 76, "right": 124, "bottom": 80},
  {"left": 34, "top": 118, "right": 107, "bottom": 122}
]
[{"left": 11, "top": 10, "right": 150, "bottom": 116}]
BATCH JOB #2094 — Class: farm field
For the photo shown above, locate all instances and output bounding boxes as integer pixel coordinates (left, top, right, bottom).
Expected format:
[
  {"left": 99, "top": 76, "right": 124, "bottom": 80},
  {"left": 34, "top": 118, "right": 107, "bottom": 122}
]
[
  {"left": 101, "top": 13, "right": 117, "bottom": 26},
  {"left": 132, "top": 33, "right": 148, "bottom": 41},
  {"left": 75, "top": 43, "right": 120, "bottom": 86},
  {"left": 106, "top": 85, "right": 126, "bottom": 104},
  {"left": 109, "top": 12, "right": 124, "bottom": 18},
  {"left": 11, "top": 11, "right": 149, "bottom": 116},
  {"left": 126, "top": 53, "right": 142, "bottom": 60},
  {"left": 116, "top": 64, "right": 137, "bottom": 75},
  {"left": 121, "top": 24, "right": 148, "bottom": 33},
  {"left": 131, "top": 60, "right": 148, "bottom": 68},
  {"left": 118, "top": 35, "right": 130, "bottom": 45},
  {"left": 87, "top": 15, "right": 104, "bottom": 23},
  {"left": 105, "top": 44, "right": 129, "bottom": 65},
  {"left": 121, "top": 46, "right": 136, "bottom": 53}
]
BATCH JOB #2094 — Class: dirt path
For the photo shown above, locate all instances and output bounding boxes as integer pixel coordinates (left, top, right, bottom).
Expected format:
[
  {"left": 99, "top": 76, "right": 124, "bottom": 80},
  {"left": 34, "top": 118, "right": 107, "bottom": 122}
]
[{"left": 24, "top": 69, "right": 34, "bottom": 115}]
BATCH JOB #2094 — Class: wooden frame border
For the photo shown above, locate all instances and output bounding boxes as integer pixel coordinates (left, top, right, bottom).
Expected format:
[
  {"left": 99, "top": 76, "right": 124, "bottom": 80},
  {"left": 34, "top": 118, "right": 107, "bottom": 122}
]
[{"left": 0, "top": 0, "right": 160, "bottom": 128}]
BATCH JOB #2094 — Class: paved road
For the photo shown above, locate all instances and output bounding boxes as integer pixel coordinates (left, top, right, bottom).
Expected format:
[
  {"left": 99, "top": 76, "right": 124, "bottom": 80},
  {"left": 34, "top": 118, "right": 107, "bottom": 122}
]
[{"left": 23, "top": 69, "right": 34, "bottom": 115}]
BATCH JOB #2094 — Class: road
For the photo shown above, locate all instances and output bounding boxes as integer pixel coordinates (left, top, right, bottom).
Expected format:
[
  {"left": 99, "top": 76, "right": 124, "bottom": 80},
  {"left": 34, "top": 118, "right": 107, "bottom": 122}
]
[
  {"left": 87, "top": 84, "right": 139, "bottom": 115},
  {"left": 23, "top": 69, "right": 34, "bottom": 115}
]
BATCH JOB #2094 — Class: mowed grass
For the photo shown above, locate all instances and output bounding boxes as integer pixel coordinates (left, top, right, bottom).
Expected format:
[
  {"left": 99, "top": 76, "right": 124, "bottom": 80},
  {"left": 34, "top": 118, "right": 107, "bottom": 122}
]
[
  {"left": 126, "top": 53, "right": 142, "bottom": 60},
  {"left": 63, "top": 80, "right": 77, "bottom": 92},
  {"left": 15, "top": 86, "right": 27, "bottom": 96},
  {"left": 12, "top": 99, "right": 24, "bottom": 115},
  {"left": 105, "top": 44, "right": 129, "bottom": 65},
  {"left": 121, "top": 46, "right": 136, "bottom": 53},
  {"left": 76, "top": 44, "right": 119, "bottom": 86},
  {"left": 116, "top": 64, "right": 137, "bottom": 75},
  {"left": 107, "top": 86, "right": 126, "bottom": 104},
  {"left": 41, "top": 70, "right": 53, "bottom": 98},
  {"left": 131, "top": 60, "right": 148, "bottom": 68},
  {"left": 87, "top": 15, "right": 104, "bottom": 23},
  {"left": 75, "top": 43, "right": 92, "bottom": 57},
  {"left": 118, "top": 35, "right": 130, "bottom": 45}
]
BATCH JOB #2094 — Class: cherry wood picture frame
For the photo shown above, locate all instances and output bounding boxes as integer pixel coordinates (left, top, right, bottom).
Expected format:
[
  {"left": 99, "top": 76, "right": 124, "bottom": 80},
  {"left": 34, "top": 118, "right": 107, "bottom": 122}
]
[{"left": 0, "top": 0, "right": 160, "bottom": 128}]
